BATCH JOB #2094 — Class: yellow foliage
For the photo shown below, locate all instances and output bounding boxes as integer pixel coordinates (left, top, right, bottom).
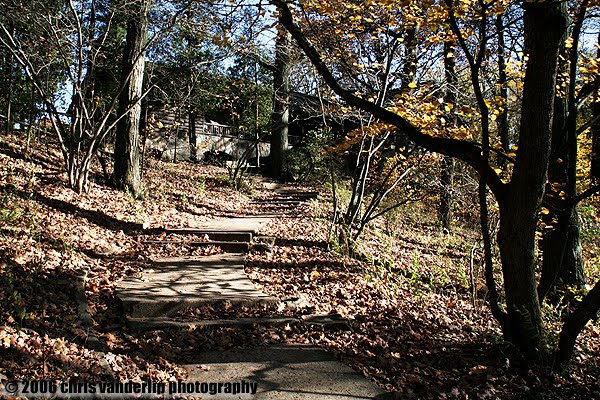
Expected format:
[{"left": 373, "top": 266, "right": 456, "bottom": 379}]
[
  {"left": 388, "top": 91, "right": 476, "bottom": 140},
  {"left": 578, "top": 129, "right": 593, "bottom": 192},
  {"left": 328, "top": 122, "right": 395, "bottom": 154}
]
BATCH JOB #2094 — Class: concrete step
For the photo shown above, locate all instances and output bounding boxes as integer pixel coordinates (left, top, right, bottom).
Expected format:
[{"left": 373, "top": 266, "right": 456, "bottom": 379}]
[
  {"left": 143, "top": 240, "right": 250, "bottom": 253},
  {"left": 125, "top": 312, "right": 352, "bottom": 331},
  {"left": 120, "top": 297, "right": 280, "bottom": 320},
  {"left": 183, "top": 217, "right": 273, "bottom": 234},
  {"left": 184, "top": 344, "right": 390, "bottom": 399},
  {"left": 164, "top": 229, "right": 253, "bottom": 242},
  {"left": 247, "top": 212, "right": 287, "bottom": 218},
  {"left": 116, "top": 254, "right": 278, "bottom": 318},
  {"left": 126, "top": 316, "right": 299, "bottom": 331},
  {"left": 274, "top": 190, "right": 319, "bottom": 198},
  {"left": 251, "top": 199, "right": 303, "bottom": 205}
]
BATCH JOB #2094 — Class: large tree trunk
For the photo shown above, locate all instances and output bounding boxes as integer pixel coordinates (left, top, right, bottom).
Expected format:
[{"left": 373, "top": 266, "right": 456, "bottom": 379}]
[
  {"left": 538, "top": 93, "right": 584, "bottom": 301},
  {"left": 395, "top": 27, "right": 418, "bottom": 151},
  {"left": 114, "top": 0, "right": 149, "bottom": 197},
  {"left": 270, "top": 18, "right": 291, "bottom": 182},
  {"left": 4, "top": 21, "right": 14, "bottom": 135},
  {"left": 592, "top": 31, "right": 600, "bottom": 180},
  {"left": 496, "top": 1, "right": 567, "bottom": 363},
  {"left": 439, "top": 156, "right": 455, "bottom": 230},
  {"left": 593, "top": 97, "right": 600, "bottom": 179},
  {"left": 439, "top": 40, "right": 456, "bottom": 231},
  {"left": 539, "top": 3, "right": 587, "bottom": 301},
  {"left": 556, "top": 280, "right": 600, "bottom": 371},
  {"left": 496, "top": 14, "right": 510, "bottom": 158},
  {"left": 539, "top": 205, "right": 585, "bottom": 302}
]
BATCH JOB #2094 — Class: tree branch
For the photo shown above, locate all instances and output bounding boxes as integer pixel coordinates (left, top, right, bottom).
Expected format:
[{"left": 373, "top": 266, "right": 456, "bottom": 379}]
[
  {"left": 570, "top": 184, "right": 600, "bottom": 206},
  {"left": 271, "top": 0, "right": 507, "bottom": 201},
  {"left": 555, "top": 279, "right": 600, "bottom": 371}
]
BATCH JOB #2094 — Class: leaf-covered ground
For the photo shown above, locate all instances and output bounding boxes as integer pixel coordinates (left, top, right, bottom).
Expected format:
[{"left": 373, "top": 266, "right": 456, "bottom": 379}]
[{"left": 0, "top": 132, "right": 599, "bottom": 399}]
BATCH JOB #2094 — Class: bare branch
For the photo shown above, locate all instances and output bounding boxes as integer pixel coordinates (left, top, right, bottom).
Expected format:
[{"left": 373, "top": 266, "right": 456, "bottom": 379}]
[{"left": 270, "top": 0, "right": 507, "bottom": 201}]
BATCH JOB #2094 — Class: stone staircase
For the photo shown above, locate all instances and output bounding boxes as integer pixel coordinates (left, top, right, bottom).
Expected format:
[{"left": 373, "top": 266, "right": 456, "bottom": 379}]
[{"left": 115, "top": 183, "right": 390, "bottom": 399}]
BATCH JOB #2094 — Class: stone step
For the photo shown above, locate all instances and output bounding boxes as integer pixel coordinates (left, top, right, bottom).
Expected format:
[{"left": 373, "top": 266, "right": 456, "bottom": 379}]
[
  {"left": 183, "top": 216, "right": 273, "bottom": 234},
  {"left": 184, "top": 344, "right": 390, "bottom": 399},
  {"left": 121, "top": 297, "right": 278, "bottom": 320},
  {"left": 247, "top": 212, "right": 287, "bottom": 218},
  {"left": 116, "top": 254, "right": 278, "bottom": 318},
  {"left": 274, "top": 190, "right": 319, "bottom": 198},
  {"left": 121, "top": 296, "right": 279, "bottom": 319},
  {"left": 125, "top": 312, "right": 352, "bottom": 331},
  {"left": 251, "top": 199, "right": 303, "bottom": 205},
  {"left": 126, "top": 315, "right": 353, "bottom": 331},
  {"left": 126, "top": 316, "right": 299, "bottom": 331},
  {"left": 143, "top": 240, "right": 250, "bottom": 253},
  {"left": 164, "top": 229, "right": 253, "bottom": 242}
]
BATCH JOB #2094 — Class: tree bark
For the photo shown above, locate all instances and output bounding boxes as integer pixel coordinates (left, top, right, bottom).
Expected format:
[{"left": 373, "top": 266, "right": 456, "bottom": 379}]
[
  {"left": 539, "top": 3, "right": 587, "bottom": 301},
  {"left": 496, "top": 0, "right": 567, "bottom": 363},
  {"left": 592, "top": 31, "right": 600, "bottom": 180},
  {"left": 555, "top": 280, "right": 600, "bottom": 371},
  {"left": 593, "top": 98, "right": 600, "bottom": 179},
  {"left": 549, "top": 3, "right": 600, "bottom": 372},
  {"left": 496, "top": 14, "right": 510, "bottom": 158},
  {"left": 114, "top": 0, "right": 150, "bottom": 197},
  {"left": 270, "top": 17, "right": 291, "bottom": 182},
  {"left": 189, "top": 111, "right": 197, "bottom": 162},
  {"left": 4, "top": 21, "right": 14, "bottom": 135},
  {"left": 26, "top": 81, "right": 38, "bottom": 152},
  {"left": 539, "top": 117, "right": 586, "bottom": 300},
  {"left": 395, "top": 26, "right": 418, "bottom": 151},
  {"left": 439, "top": 40, "right": 457, "bottom": 231},
  {"left": 439, "top": 156, "right": 455, "bottom": 230}
]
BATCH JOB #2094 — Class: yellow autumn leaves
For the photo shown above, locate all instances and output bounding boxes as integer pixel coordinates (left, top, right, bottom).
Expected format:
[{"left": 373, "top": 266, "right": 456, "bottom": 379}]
[
  {"left": 389, "top": 92, "right": 473, "bottom": 141},
  {"left": 329, "top": 122, "right": 396, "bottom": 154}
]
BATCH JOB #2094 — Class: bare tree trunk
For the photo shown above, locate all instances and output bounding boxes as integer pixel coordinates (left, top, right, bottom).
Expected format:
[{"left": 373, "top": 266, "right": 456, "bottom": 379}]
[
  {"left": 593, "top": 98, "right": 600, "bottom": 179},
  {"left": 4, "top": 22, "right": 14, "bottom": 135},
  {"left": 114, "top": 0, "right": 150, "bottom": 197},
  {"left": 5, "top": 84, "right": 12, "bottom": 133},
  {"left": 592, "top": 31, "right": 600, "bottom": 180},
  {"left": 439, "top": 156, "right": 455, "bottom": 230},
  {"left": 25, "top": 81, "right": 37, "bottom": 152},
  {"left": 538, "top": 3, "right": 587, "bottom": 301},
  {"left": 270, "top": 17, "right": 291, "bottom": 182},
  {"left": 539, "top": 119, "right": 586, "bottom": 300},
  {"left": 173, "top": 107, "right": 180, "bottom": 163},
  {"left": 552, "top": 4, "right": 600, "bottom": 371},
  {"left": 496, "top": 15, "right": 510, "bottom": 158},
  {"left": 439, "top": 40, "right": 456, "bottom": 231},
  {"left": 555, "top": 280, "right": 600, "bottom": 371},
  {"left": 189, "top": 111, "right": 197, "bottom": 162},
  {"left": 254, "top": 59, "right": 261, "bottom": 167},
  {"left": 395, "top": 26, "right": 418, "bottom": 150}
]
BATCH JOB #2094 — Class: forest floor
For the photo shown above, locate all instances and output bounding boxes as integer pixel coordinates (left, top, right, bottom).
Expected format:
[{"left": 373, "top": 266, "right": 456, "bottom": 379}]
[{"left": 0, "top": 131, "right": 599, "bottom": 399}]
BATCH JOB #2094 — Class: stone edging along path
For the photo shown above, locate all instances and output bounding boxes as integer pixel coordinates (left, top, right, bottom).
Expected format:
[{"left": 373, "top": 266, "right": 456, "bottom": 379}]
[{"left": 115, "top": 182, "right": 390, "bottom": 399}]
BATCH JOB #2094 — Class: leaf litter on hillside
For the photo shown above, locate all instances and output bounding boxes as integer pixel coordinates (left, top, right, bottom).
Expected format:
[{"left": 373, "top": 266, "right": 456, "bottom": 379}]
[{"left": 0, "top": 133, "right": 599, "bottom": 399}]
